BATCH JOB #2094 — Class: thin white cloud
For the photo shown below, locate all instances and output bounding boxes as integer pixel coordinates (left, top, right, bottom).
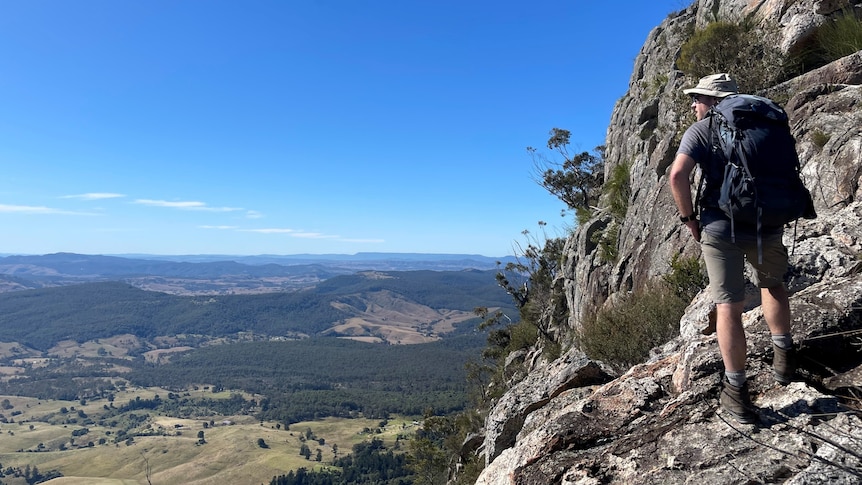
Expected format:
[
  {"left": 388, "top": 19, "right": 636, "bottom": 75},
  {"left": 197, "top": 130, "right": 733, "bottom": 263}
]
[
  {"left": 134, "top": 199, "right": 243, "bottom": 212},
  {"left": 0, "top": 204, "right": 98, "bottom": 216},
  {"left": 135, "top": 199, "right": 206, "bottom": 209},
  {"left": 245, "top": 210, "right": 263, "bottom": 219},
  {"left": 62, "top": 193, "right": 126, "bottom": 200}
]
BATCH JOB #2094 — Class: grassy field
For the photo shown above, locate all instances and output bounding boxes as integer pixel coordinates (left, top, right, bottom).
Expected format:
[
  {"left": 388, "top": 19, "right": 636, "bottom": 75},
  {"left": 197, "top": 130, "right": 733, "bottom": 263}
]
[{"left": 0, "top": 387, "right": 419, "bottom": 485}]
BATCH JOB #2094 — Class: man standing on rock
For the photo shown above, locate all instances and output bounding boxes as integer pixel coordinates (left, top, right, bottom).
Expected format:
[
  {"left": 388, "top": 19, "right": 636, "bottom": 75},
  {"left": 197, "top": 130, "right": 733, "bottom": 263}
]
[{"left": 669, "top": 73, "right": 796, "bottom": 424}]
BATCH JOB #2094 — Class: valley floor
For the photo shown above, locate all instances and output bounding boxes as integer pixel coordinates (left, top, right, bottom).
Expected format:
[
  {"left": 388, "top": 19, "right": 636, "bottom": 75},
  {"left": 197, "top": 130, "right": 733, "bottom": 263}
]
[{"left": 0, "top": 387, "right": 418, "bottom": 485}]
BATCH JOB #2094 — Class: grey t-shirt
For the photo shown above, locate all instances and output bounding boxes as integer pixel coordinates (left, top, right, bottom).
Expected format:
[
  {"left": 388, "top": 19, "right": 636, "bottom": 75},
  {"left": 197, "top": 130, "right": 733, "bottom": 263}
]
[
  {"left": 677, "top": 118, "right": 730, "bottom": 235},
  {"left": 677, "top": 118, "right": 712, "bottom": 163}
]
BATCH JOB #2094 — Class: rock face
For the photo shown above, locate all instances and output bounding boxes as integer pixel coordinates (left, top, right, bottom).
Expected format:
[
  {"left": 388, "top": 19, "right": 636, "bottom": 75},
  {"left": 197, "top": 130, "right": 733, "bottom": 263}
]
[{"left": 474, "top": 1, "right": 862, "bottom": 483}]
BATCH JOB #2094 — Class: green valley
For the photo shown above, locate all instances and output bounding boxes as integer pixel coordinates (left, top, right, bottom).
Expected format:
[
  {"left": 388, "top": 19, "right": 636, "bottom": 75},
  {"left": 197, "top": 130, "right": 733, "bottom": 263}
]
[{"left": 0, "top": 260, "right": 511, "bottom": 483}]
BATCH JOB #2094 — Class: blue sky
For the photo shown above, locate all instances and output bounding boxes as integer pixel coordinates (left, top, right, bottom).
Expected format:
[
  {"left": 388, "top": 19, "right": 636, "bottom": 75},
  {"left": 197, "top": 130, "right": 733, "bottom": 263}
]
[{"left": 0, "top": 1, "right": 687, "bottom": 257}]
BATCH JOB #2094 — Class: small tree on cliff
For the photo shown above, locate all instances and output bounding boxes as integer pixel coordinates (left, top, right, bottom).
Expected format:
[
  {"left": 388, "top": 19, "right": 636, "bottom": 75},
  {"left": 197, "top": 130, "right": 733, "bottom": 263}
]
[
  {"left": 474, "top": 222, "right": 568, "bottom": 400},
  {"left": 529, "top": 128, "right": 605, "bottom": 223},
  {"left": 496, "top": 225, "right": 566, "bottom": 350}
]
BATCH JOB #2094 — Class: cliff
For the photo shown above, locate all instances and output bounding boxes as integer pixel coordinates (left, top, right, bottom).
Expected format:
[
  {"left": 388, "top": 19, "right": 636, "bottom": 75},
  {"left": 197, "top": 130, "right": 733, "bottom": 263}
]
[{"left": 473, "top": 1, "right": 862, "bottom": 483}]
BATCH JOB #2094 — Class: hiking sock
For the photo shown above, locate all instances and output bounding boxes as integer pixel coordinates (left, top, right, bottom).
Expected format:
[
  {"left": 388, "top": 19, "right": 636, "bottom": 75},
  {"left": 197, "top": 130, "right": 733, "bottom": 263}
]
[
  {"left": 725, "top": 370, "right": 747, "bottom": 388},
  {"left": 771, "top": 333, "right": 794, "bottom": 350}
]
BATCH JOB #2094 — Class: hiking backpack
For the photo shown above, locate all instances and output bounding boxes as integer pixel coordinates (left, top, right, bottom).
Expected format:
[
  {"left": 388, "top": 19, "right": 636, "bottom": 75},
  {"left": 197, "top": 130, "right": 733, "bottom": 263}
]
[{"left": 701, "top": 94, "right": 816, "bottom": 259}]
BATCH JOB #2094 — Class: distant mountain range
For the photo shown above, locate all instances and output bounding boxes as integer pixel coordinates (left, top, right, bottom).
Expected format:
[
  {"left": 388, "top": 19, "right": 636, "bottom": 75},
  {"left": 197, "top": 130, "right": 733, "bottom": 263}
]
[
  {"left": 116, "top": 251, "right": 515, "bottom": 265},
  {"left": 0, "top": 252, "right": 520, "bottom": 350},
  {"left": 0, "top": 269, "right": 515, "bottom": 351},
  {"left": 0, "top": 252, "right": 518, "bottom": 294}
]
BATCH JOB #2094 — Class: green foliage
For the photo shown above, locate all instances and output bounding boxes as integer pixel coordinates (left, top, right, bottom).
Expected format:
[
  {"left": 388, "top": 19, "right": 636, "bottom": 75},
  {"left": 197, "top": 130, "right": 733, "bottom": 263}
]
[
  {"left": 270, "top": 439, "right": 412, "bottom": 485},
  {"left": 456, "top": 230, "right": 569, "bottom": 483},
  {"left": 0, "top": 366, "right": 117, "bottom": 402},
  {"left": 491, "top": 226, "right": 567, "bottom": 361},
  {"left": 639, "top": 126, "right": 655, "bottom": 141},
  {"left": 645, "top": 74, "right": 669, "bottom": 98},
  {"left": 817, "top": 10, "right": 862, "bottom": 62},
  {"left": 790, "top": 9, "right": 862, "bottom": 73},
  {"left": 678, "top": 22, "right": 741, "bottom": 76},
  {"left": 409, "top": 437, "right": 449, "bottom": 484},
  {"left": 127, "top": 336, "right": 484, "bottom": 424},
  {"left": 575, "top": 206, "right": 595, "bottom": 225},
  {"left": 578, "top": 256, "right": 706, "bottom": 370},
  {"left": 449, "top": 411, "right": 486, "bottom": 484},
  {"left": 299, "top": 443, "right": 312, "bottom": 459},
  {"left": 530, "top": 131, "right": 605, "bottom": 220},
  {"left": 0, "top": 333, "right": 484, "bottom": 428},
  {"left": 677, "top": 21, "right": 786, "bottom": 93},
  {"left": 604, "top": 162, "right": 631, "bottom": 221},
  {"left": 591, "top": 221, "right": 620, "bottom": 264},
  {"left": 0, "top": 464, "right": 62, "bottom": 483},
  {"left": 471, "top": 226, "right": 568, "bottom": 413},
  {"left": 662, "top": 253, "right": 708, "bottom": 302},
  {"left": 516, "top": 235, "right": 567, "bottom": 337},
  {"left": 584, "top": 162, "right": 629, "bottom": 264},
  {"left": 811, "top": 129, "right": 831, "bottom": 149},
  {"left": 578, "top": 254, "right": 707, "bottom": 371},
  {"left": 578, "top": 280, "right": 687, "bottom": 371},
  {"left": 408, "top": 411, "right": 484, "bottom": 485},
  {"left": 507, "top": 320, "right": 541, "bottom": 352},
  {"left": 338, "top": 438, "right": 412, "bottom": 484}
]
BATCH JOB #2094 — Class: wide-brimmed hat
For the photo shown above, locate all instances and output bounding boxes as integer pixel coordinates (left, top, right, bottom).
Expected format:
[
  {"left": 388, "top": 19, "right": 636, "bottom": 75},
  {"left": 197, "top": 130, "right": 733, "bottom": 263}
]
[{"left": 683, "top": 73, "right": 738, "bottom": 98}]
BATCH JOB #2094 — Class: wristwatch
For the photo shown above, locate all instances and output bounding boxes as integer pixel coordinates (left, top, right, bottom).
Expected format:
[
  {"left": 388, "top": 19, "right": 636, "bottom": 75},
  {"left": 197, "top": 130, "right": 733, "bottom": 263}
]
[{"left": 679, "top": 213, "right": 697, "bottom": 223}]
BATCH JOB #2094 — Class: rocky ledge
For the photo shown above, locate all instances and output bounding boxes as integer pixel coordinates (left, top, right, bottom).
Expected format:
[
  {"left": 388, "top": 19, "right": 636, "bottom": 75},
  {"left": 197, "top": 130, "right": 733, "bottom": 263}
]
[
  {"left": 471, "top": 0, "right": 862, "bottom": 482},
  {"left": 476, "top": 204, "right": 862, "bottom": 484}
]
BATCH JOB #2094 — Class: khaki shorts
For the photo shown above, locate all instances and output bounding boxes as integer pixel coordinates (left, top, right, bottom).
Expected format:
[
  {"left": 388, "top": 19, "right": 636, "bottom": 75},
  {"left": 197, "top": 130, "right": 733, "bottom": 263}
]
[{"left": 700, "top": 231, "right": 788, "bottom": 304}]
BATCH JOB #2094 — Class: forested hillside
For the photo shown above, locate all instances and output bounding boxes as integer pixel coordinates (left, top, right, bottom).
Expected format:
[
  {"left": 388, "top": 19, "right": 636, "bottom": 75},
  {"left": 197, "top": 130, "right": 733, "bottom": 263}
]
[
  {"left": 0, "top": 269, "right": 512, "bottom": 350},
  {"left": 0, "top": 266, "right": 508, "bottom": 427},
  {"left": 129, "top": 336, "right": 483, "bottom": 423},
  {"left": 0, "top": 336, "right": 484, "bottom": 424}
]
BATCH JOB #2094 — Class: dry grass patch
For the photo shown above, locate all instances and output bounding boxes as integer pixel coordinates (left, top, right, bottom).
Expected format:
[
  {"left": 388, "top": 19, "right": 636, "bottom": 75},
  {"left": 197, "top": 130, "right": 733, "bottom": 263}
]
[
  {"left": 43, "top": 478, "right": 139, "bottom": 484},
  {"left": 143, "top": 347, "right": 194, "bottom": 364},
  {"left": 0, "top": 342, "right": 40, "bottom": 359},
  {"left": 1, "top": 388, "right": 417, "bottom": 485},
  {"left": 48, "top": 335, "right": 144, "bottom": 359},
  {"left": 326, "top": 290, "right": 482, "bottom": 344}
]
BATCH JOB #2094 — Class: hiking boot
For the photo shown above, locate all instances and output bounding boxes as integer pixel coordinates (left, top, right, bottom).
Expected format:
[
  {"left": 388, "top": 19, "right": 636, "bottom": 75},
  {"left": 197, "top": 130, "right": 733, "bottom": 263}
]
[
  {"left": 773, "top": 344, "right": 796, "bottom": 385},
  {"left": 720, "top": 380, "right": 758, "bottom": 424}
]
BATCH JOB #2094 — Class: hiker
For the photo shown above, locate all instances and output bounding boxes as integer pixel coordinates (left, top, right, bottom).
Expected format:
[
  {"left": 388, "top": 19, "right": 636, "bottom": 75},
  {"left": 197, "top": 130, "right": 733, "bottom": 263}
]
[{"left": 669, "top": 73, "right": 796, "bottom": 424}]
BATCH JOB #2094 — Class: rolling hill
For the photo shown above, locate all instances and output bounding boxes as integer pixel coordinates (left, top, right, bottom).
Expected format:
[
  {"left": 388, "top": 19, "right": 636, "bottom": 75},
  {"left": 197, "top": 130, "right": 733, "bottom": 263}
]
[{"left": 0, "top": 269, "right": 514, "bottom": 351}]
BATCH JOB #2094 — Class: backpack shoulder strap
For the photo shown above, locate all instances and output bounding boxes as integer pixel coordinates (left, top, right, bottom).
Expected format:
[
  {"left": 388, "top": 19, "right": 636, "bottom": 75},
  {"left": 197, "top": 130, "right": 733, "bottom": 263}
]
[{"left": 694, "top": 112, "right": 721, "bottom": 217}]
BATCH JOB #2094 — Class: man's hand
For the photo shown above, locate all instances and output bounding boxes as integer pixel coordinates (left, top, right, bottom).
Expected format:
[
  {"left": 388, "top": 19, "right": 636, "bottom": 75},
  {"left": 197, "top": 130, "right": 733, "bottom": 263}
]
[{"left": 685, "top": 220, "right": 701, "bottom": 242}]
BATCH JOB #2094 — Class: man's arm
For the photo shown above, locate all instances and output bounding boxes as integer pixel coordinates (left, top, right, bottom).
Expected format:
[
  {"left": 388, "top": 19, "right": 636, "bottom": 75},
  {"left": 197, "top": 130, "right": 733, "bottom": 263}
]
[{"left": 669, "top": 153, "right": 701, "bottom": 242}]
